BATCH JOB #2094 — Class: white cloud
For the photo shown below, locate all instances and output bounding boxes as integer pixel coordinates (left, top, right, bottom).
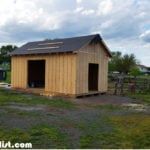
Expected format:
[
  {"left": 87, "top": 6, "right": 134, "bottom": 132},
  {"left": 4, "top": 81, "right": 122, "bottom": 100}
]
[
  {"left": 75, "top": 7, "right": 84, "bottom": 13},
  {"left": 97, "top": 0, "right": 113, "bottom": 15},
  {"left": 100, "top": 21, "right": 113, "bottom": 29},
  {"left": 0, "top": 0, "right": 75, "bottom": 31},
  {"left": 0, "top": 0, "right": 149, "bottom": 66},
  {"left": 76, "top": 0, "right": 83, "bottom": 4},
  {"left": 140, "top": 30, "right": 150, "bottom": 42},
  {"left": 81, "top": 9, "right": 95, "bottom": 15}
]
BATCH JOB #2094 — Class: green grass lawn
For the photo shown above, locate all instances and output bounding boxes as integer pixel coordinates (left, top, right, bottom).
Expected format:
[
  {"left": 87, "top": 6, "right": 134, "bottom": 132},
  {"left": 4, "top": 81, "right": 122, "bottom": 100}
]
[
  {"left": 127, "top": 92, "right": 150, "bottom": 105},
  {"left": 0, "top": 88, "right": 75, "bottom": 109},
  {"left": 0, "top": 88, "right": 150, "bottom": 148}
]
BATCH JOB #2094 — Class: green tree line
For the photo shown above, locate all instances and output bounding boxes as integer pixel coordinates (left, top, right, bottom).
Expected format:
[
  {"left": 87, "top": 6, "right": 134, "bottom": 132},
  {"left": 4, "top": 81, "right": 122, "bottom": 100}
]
[
  {"left": 0, "top": 45, "right": 17, "bottom": 69},
  {"left": 109, "top": 51, "right": 141, "bottom": 76}
]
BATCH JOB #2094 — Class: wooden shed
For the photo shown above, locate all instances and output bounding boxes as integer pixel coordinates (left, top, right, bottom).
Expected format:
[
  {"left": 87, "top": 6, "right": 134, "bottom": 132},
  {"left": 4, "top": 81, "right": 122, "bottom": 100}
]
[{"left": 10, "top": 34, "right": 111, "bottom": 97}]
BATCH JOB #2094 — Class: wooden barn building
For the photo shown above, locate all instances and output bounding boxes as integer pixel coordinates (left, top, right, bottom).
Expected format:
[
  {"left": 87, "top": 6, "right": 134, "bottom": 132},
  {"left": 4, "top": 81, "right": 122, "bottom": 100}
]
[{"left": 10, "top": 34, "right": 111, "bottom": 97}]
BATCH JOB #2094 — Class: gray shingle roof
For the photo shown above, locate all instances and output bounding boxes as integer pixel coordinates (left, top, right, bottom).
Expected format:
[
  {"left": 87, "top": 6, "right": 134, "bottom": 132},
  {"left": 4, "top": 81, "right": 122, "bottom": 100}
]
[{"left": 10, "top": 34, "right": 111, "bottom": 57}]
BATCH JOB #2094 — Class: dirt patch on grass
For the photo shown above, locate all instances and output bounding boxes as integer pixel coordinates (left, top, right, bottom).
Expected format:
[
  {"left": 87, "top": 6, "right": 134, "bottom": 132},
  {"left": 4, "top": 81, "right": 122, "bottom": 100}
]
[
  {"left": 6, "top": 103, "right": 47, "bottom": 111},
  {"left": 122, "top": 103, "right": 149, "bottom": 112},
  {"left": 74, "top": 94, "right": 134, "bottom": 106}
]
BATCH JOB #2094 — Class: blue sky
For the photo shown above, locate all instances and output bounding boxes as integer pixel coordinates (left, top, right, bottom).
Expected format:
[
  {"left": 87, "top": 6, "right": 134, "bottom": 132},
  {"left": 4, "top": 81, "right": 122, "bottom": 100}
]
[{"left": 0, "top": 0, "right": 150, "bottom": 66}]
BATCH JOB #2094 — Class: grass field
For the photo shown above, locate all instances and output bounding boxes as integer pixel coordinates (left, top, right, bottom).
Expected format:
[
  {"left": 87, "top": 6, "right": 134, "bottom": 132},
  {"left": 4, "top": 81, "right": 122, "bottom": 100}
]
[
  {"left": 0, "top": 88, "right": 149, "bottom": 148},
  {"left": 127, "top": 92, "right": 150, "bottom": 105}
]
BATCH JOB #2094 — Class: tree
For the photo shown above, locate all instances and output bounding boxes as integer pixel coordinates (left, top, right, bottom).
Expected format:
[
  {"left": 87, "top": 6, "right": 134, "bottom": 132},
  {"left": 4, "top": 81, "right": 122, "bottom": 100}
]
[
  {"left": 109, "top": 51, "right": 137, "bottom": 74},
  {"left": 109, "top": 51, "right": 122, "bottom": 72},
  {"left": 0, "top": 45, "right": 17, "bottom": 64},
  {"left": 129, "top": 67, "right": 141, "bottom": 77},
  {"left": 121, "top": 54, "right": 137, "bottom": 74}
]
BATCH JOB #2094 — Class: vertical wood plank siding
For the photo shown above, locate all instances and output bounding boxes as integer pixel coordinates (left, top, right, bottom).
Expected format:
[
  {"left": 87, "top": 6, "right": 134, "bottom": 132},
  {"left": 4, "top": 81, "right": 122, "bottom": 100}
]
[
  {"left": 11, "top": 53, "right": 77, "bottom": 95},
  {"left": 11, "top": 56, "right": 27, "bottom": 88},
  {"left": 11, "top": 42, "right": 109, "bottom": 96},
  {"left": 76, "top": 43, "right": 109, "bottom": 94}
]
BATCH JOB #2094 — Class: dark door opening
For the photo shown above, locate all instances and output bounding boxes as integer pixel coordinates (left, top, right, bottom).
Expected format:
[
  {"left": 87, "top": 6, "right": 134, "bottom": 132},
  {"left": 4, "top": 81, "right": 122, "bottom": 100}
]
[
  {"left": 88, "top": 63, "right": 99, "bottom": 91},
  {"left": 28, "top": 60, "right": 45, "bottom": 88}
]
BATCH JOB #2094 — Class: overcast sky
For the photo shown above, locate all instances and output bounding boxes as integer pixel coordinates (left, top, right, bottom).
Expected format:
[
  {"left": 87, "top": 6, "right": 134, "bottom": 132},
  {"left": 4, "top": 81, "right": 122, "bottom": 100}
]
[{"left": 0, "top": 0, "right": 149, "bottom": 66}]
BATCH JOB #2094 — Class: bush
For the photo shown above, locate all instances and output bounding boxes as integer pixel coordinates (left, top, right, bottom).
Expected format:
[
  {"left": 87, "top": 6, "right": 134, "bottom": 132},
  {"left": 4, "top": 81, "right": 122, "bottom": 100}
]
[{"left": 129, "top": 67, "right": 141, "bottom": 77}]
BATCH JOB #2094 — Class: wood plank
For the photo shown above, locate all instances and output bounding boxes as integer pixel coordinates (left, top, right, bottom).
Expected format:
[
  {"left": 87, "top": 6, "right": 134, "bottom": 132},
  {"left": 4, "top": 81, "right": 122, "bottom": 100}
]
[{"left": 76, "top": 43, "right": 109, "bottom": 94}]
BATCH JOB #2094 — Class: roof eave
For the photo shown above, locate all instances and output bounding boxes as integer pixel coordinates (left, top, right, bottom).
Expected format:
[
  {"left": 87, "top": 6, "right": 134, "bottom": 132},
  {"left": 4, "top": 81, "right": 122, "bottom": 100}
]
[{"left": 10, "top": 51, "right": 75, "bottom": 56}]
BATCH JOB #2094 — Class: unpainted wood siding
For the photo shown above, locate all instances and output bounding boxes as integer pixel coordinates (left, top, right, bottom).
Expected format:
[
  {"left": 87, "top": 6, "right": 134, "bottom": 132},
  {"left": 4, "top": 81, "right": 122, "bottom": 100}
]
[
  {"left": 11, "top": 53, "right": 77, "bottom": 95},
  {"left": 76, "top": 43, "right": 109, "bottom": 94},
  {"left": 11, "top": 56, "right": 27, "bottom": 88}
]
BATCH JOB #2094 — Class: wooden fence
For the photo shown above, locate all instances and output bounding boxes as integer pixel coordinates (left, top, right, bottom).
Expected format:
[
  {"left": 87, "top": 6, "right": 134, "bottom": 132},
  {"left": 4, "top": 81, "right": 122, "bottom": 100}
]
[{"left": 108, "top": 76, "right": 150, "bottom": 95}]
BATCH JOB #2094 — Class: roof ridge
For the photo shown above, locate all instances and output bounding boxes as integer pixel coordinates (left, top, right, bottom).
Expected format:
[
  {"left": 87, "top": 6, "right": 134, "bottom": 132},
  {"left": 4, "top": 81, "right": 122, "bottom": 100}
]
[{"left": 27, "top": 34, "right": 99, "bottom": 44}]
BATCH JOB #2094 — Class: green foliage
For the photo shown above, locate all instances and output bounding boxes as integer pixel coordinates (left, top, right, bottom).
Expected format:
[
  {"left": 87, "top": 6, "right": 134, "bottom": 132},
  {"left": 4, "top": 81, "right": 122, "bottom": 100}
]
[
  {"left": 5, "top": 71, "right": 11, "bottom": 83},
  {"left": 109, "top": 51, "right": 137, "bottom": 74},
  {"left": 109, "top": 51, "right": 122, "bottom": 72},
  {"left": 0, "top": 62, "right": 10, "bottom": 70},
  {"left": 0, "top": 45, "right": 17, "bottom": 65},
  {"left": 129, "top": 67, "right": 141, "bottom": 77}
]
